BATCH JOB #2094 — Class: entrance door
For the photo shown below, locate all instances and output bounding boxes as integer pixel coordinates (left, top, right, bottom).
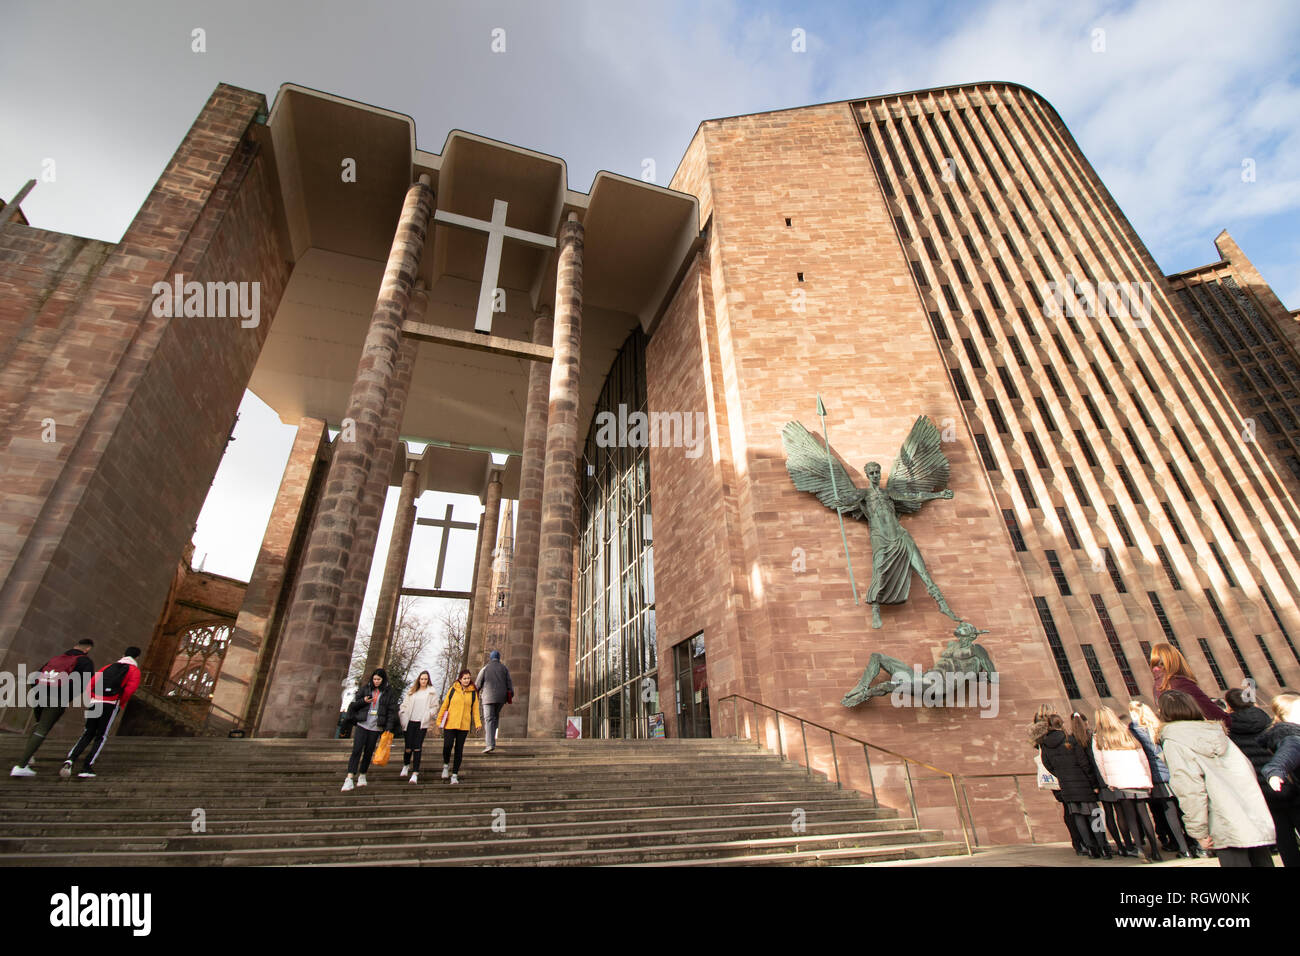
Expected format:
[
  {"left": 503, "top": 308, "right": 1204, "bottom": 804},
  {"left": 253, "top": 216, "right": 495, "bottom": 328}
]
[{"left": 673, "top": 633, "right": 711, "bottom": 738}]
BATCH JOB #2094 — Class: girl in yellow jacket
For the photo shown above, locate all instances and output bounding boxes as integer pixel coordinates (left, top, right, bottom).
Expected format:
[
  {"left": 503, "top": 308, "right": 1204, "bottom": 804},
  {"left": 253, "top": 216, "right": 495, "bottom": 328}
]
[{"left": 436, "top": 670, "right": 482, "bottom": 784}]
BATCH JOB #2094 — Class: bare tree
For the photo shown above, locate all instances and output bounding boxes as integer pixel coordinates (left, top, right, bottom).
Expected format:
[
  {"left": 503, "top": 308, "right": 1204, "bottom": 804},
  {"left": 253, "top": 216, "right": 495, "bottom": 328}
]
[
  {"left": 347, "top": 596, "right": 439, "bottom": 699},
  {"left": 432, "top": 604, "right": 467, "bottom": 701},
  {"left": 386, "top": 596, "right": 438, "bottom": 697}
]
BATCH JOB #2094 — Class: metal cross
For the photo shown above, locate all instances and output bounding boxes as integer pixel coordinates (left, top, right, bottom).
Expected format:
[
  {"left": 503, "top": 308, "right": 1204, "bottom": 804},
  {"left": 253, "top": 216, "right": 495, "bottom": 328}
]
[{"left": 433, "top": 199, "right": 557, "bottom": 334}]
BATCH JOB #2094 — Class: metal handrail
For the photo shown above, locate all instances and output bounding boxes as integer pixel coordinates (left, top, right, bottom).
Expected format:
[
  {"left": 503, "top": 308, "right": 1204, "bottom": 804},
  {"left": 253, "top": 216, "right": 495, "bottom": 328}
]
[
  {"left": 718, "top": 693, "right": 973, "bottom": 855},
  {"left": 957, "top": 771, "right": 1049, "bottom": 846},
  {"left": 138, "top": 671, "right": 247, "bottom": 736}
]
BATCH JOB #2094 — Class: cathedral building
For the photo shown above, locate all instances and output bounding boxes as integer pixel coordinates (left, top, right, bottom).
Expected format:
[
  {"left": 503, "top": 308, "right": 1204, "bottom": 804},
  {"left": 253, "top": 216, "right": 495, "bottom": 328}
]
[{"left": 2, "top": 79, "right": 1297, "bottom": 839}]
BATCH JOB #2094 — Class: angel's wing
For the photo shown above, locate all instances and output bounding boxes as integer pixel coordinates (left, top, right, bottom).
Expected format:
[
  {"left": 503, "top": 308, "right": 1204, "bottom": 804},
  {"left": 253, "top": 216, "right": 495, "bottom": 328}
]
[
  {"left": 884, "top": 415, "right": 950, "bottom": 514},
  {"left": 781, "top": 421, "right": 862, "bottom": 512}
]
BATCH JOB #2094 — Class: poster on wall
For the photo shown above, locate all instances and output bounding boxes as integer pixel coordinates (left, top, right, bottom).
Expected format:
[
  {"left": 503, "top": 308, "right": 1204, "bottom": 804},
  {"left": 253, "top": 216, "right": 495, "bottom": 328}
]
[
  {"left": 565, "top": 716, "right": 583, "bottom": 739},
  {"left": 648, "top": 712, "right": 666, "bottom": 738}
]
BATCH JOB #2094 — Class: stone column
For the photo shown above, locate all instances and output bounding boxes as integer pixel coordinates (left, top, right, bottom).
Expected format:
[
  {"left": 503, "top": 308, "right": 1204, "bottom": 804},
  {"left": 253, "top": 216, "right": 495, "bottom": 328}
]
[
  {"left": 501, "top": 308, "right": 553, "bottom": 737},
  {"left": 212, "top": 417, "right": 328, "bottom": 727},
  {"left": 465, "top": 469, "right": 504, "bottom": 673},
  {"left": 528, "top": 214, "right": 584, "bottom": 736},
  {"left": 310, "top": 332, "right": 420, "bottom": 736},
  {"left": 257, "top": 175, "right": 433, "bottom": 738},
  {"left": 364, "top": 460, "right": 420, "bottom": 676},
  {"left": 461, "top": 507, "right": 485, "bottom": 672}
]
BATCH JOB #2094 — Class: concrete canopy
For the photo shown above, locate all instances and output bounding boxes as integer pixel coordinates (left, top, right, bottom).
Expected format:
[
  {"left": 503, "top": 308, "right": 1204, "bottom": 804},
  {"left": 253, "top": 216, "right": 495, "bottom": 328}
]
[{"left": 246, "top": 84, "right": 698, "bottom": 498}]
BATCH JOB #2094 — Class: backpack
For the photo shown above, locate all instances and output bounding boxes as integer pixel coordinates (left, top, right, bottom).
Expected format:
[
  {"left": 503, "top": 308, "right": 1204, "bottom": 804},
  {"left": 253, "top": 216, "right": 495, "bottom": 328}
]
[
  {"left": 98, "top": 662, "right": 131, "bottom": 697},
  {"left": 32, "top": 652, "right": 81, "bottom": 687}
]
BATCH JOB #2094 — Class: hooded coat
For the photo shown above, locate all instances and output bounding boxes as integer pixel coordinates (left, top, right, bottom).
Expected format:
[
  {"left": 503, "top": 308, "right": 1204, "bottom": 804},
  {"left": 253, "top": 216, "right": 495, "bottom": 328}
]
[
  {"left": 1031, "top": 722, "right": 1100, "bottom": 803},
  {"left": 1159, "top": 720, "right": 1276, "bottom": 849}
]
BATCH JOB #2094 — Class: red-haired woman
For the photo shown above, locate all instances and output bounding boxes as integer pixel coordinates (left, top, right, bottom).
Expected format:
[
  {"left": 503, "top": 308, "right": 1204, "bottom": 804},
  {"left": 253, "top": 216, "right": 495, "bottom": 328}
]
[{"left": 1149, "top": 642, "right": 1230, "bottom": 728}]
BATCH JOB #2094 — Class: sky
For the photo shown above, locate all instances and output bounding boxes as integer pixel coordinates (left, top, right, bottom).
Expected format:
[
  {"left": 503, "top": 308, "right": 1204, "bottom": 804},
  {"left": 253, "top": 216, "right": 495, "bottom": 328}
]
[{"left": 2, "top": 0, "right": 1297, "bottom": 664}]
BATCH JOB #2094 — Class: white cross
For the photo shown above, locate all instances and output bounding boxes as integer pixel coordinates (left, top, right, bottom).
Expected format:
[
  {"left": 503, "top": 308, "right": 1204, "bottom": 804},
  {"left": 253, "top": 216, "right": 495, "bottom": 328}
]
[{"left": 433, "top": 199, "right": 557, "bottom": 334}]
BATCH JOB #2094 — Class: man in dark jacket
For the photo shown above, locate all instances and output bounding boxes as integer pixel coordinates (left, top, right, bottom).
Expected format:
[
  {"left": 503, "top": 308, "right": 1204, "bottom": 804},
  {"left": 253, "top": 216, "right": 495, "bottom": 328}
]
[
  {"left": 475, "top": 650, "right": 514, "bottom": 754},
  {"left": 1227, "top": 687, "right": 1299, "bottom": 867},
  {"left": 10, "top": 640, "right": 95, "bottom": 777}
]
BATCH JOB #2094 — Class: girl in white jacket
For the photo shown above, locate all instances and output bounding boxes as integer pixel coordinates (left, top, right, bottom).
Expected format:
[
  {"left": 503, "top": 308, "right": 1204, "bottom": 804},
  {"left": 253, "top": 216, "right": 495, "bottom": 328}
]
[
  {"left": 1158, "top": 690, "right": 1276, "bottom": 867},
  {"left": 1092, "top": 706, "right": 1163, "bottom": 862},
  {"left": 399, "top": 671, "right": 439, "bottom": 784}
]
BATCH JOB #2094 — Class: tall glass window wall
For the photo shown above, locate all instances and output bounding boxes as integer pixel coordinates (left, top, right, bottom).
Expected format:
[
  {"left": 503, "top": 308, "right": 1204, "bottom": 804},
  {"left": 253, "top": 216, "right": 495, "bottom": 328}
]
[{"left": 574, "top": 330, "right": 658, "bottom": 737}]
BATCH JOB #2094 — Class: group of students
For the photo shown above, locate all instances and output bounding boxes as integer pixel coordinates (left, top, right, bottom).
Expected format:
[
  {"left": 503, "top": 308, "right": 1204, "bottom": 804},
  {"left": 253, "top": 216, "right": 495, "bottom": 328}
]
[
  {"left": 339, "top": 650, "right": 514, "bottom": 792},
  {"left": 9, "top": 641, "right": 144, "bottom": 780},
  {"left": 1032, "top": 642, "right": 1300, "bottom": 867}
]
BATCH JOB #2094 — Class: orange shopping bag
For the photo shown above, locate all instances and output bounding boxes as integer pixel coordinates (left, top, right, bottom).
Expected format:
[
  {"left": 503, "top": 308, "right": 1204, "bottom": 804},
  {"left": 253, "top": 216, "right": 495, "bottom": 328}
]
[{"left": 371, "top": 731, "right": 393, "bottom": 766}]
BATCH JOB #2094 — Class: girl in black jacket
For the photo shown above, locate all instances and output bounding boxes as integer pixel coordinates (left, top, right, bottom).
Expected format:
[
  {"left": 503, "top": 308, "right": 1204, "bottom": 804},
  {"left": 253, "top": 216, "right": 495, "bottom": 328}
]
[
  {"left": 1072, "top": 711, "right": 1135, "bottom": 856},
  {"left": 1032, "top": 708, "right": 1110, "bottom": 858},
  {"left": 341, "top": 669, "right": 400, "bottom": 792}
]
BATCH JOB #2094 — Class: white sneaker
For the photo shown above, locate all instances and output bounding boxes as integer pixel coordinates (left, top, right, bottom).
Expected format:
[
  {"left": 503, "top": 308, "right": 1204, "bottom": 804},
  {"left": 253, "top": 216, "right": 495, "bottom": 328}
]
[
  {"left": 59, "top": 761, "right": 72, "bottom": 778},
  {"left": 482, "top": 746, "right": 495, "bottom": 754},
  {"left": 10, "top": 765, "right": 35, "bottom": 777},
  {"left": 441, "top": 764, "right": 450, "bottom": 779},
  {"left": 341, "top": 777, "right": 355, "bottom": 792},
  {"left": 356, "top": 774, "right": 368, "bottom": 788},
  {"left": 450, "top": 774, "right": 459, "bottom": 785},
  {"left": 77, "top": 771, "right": 96, "bottom": 778},
  {"left": 400, "top": 764, "right": 410, "bottom": 777},
  {"left": 409, "top": 773, "right": 419, "bottom": 784}
]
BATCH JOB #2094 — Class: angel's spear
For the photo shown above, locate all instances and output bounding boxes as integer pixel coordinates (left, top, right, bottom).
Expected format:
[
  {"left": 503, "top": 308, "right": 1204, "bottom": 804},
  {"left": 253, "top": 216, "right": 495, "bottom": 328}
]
[{"left": 817, "top": 393, "right": 860, "bottom": 605}]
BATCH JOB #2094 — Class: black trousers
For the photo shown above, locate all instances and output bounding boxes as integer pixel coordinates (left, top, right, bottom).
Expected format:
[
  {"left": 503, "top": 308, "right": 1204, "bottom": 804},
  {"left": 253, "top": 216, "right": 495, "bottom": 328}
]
[
  {"left": 1061, "top": 804, "right": 1083, "bottom": 850},
  {"left": 403, "top": 723, "right": 428, "bottom": 771},
  {"left": 442, "top": 729, "right": 468, "bottom": 773},
  {"left": 1215, "top": 846, "right": 1275, "bottom": 867},
  {"left": 66, "top": 702, "right": 119, "bottom": 772},
  {"left": 1263, "top": 791, "right": 1300, "bottom": 868},
  {"left": 347, "top": 727, "right": 381, "bottom": 775}
]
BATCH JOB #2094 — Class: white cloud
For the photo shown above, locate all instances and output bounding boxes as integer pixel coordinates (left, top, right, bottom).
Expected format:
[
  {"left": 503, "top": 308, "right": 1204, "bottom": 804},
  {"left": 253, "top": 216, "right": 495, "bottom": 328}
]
[{"left": 7, "top": 0, "right": 1299, "bottom": 589}]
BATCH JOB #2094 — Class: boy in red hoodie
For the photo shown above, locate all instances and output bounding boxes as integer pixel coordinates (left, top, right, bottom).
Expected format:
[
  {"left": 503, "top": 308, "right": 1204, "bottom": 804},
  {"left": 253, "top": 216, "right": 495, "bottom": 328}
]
[{"left": 60, "top": 647, "right": 142, "bottom": 779}]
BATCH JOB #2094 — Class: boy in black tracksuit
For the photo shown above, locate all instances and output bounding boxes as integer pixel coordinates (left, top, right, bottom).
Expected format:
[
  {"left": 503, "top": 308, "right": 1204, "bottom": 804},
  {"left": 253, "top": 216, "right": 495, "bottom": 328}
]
[{"left": 10, "top": 641, "right": 95, "bottom": 777}]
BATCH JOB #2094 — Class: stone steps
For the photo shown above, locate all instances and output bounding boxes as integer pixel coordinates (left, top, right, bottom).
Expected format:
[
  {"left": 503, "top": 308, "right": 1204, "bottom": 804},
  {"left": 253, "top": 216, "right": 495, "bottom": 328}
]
[
  {"left": 1, "top": 829, "right": 957, "bottom": 867},
  {"left": 0, "top": 735, "right": 969, "bottom": 866}
]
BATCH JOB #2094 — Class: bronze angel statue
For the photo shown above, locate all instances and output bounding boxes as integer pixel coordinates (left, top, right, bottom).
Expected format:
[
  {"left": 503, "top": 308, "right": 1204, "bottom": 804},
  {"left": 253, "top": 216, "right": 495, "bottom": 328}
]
[{"left": 782, "top": 415, "right": 960, "bottom": 629}]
